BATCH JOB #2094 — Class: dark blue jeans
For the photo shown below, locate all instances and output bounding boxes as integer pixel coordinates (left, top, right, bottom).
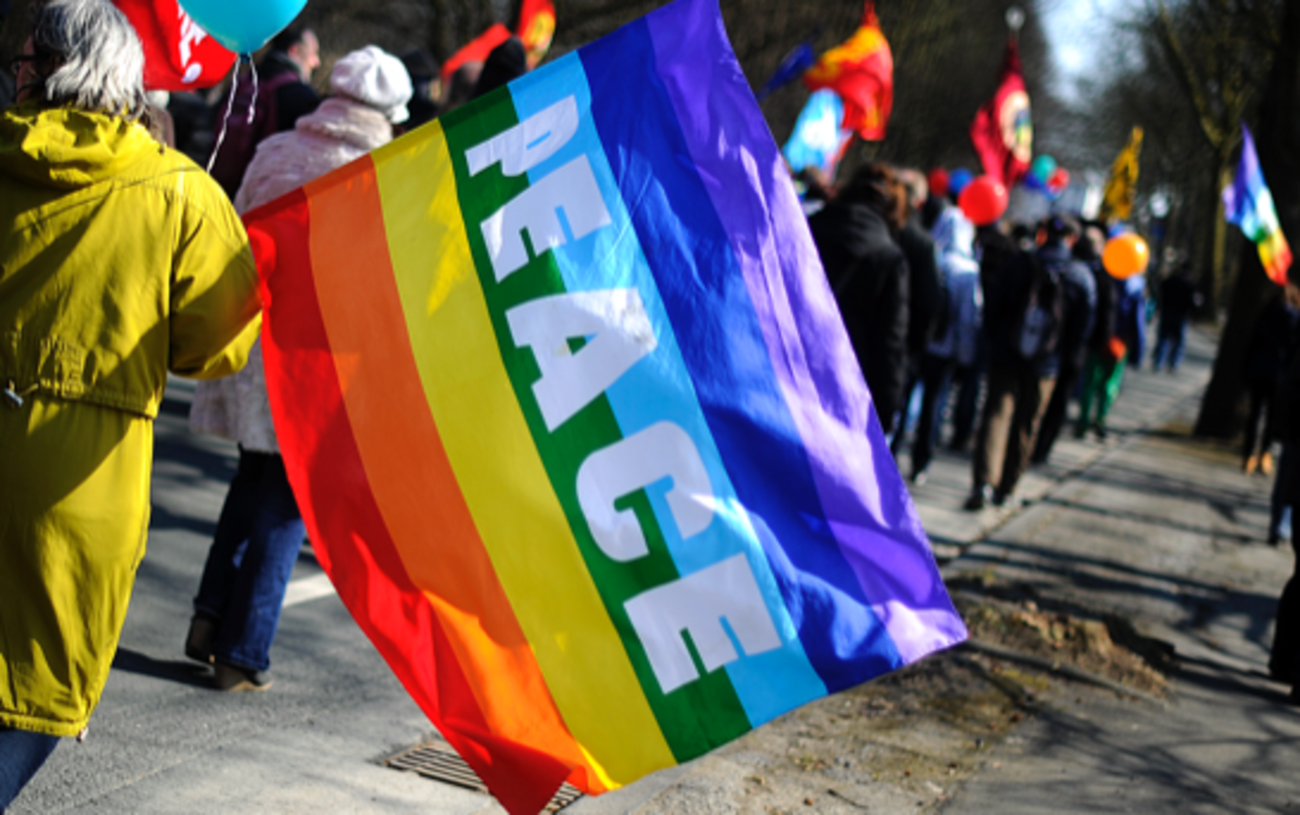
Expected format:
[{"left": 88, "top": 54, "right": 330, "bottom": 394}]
[
  {"left": 0, "top": 728, "right": 59, "bottom": 809},
  {"left": 911, "top": 354, "right": 955, "bottom": 476},
  {"left": 194, "top": 449, "right": 305, "bottom": 673},
  {"left": 1272, "top": 446, "right": 1294, "bottom": 542}
]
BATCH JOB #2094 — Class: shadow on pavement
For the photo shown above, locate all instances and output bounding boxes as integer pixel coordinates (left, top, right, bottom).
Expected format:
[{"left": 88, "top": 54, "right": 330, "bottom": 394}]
[
  {"left": 1036, "top": 496, "right": 1261, "bottom": 546},
  {"left": 111, "top": 648, "right": 212, "bottom": 688}
]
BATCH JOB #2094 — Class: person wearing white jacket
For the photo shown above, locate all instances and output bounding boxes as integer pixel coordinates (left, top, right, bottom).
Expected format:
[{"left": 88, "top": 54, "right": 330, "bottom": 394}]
[
  {"left": 185, "top": 46, "right": 412, "bottom": 691},
  {"left": 907, "top": 206, "right": 983, "bottom": 484}
]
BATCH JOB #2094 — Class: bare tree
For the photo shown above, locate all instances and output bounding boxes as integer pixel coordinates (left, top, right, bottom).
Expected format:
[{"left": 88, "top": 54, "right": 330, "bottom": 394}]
[{"left": 1147, "top": 0, "right": 1282, "bottom": 312}]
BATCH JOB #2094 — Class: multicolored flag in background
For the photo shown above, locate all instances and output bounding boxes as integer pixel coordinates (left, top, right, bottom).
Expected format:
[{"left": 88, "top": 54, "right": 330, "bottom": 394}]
[
  {"left": 245, "top": 0, "right": 965, "bottom": 812},
  {"left": 802, "top": 1, "right": 893, "bottom": 140},
  {"left": 1099, "top": 126, "right": 1143, "bottom": 223},
  {"left": 1224, "top": 124, "right": 1293, "bottom": 286},
  {"left": 969, "top": 40, "right": 1032, "bottom": 187},
  {"left": 783, "top": 89, "right": 854, "bottom": 181}
]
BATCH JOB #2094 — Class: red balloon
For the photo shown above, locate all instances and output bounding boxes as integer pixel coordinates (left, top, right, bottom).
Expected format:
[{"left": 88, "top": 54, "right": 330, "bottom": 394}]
[
  {"left": 958, "top": 176, "right": 1008, "bottom": 226},
  {"left": 927, "top": 167, "right": 950, "bottom": 199},
  {"left": 1047, "top": 167, "right": 1070, "bottom": 192}
]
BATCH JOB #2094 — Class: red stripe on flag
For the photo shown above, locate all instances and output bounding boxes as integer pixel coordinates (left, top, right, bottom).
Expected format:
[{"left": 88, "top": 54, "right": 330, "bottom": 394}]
[{"left": 249, "top": 180, "right": 581, "bottom": 815}]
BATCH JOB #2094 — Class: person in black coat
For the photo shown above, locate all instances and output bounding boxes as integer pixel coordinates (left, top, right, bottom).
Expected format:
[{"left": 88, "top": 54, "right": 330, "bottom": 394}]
[
  {"left": 809, "top": 164, "right": 911, "bottom": 435},
  {"left": 897, "top": 170, "right": 944, "bottom": 364},
  {"left": 1267, "top": 286, "right": 1300, "bottom": 701},
  {"left": 472, "top": 38, "right": 527, "bottom": 100},
  {"left": 890, "top": 169, "right": 944, "bottom": 456},
  {"left": 967, "top": 216, "right": 1091, "bottom": 509},
  {"left": 1033, "top": 220, "right": 1100, "bottom": 464},
  {"left": 1244, "top": 291, "right": 1300, "bottom": 474},
  {"left": 1151, "top": 263, "right": 1201, "bottom": 372}
]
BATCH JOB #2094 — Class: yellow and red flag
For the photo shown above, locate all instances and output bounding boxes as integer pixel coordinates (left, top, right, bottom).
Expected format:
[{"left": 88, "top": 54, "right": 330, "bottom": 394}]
[
  {"left": 802, "top": 1, "right": 893, "bottom": 141},
  {"left": 517, "top": 0, "right": 556, "bottom": 69}
]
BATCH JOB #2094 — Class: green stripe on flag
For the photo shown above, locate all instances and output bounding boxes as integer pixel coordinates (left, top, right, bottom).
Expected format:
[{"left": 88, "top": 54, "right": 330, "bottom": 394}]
[{"left": 440, "top": 94, "right": 752, "bottom": 759}]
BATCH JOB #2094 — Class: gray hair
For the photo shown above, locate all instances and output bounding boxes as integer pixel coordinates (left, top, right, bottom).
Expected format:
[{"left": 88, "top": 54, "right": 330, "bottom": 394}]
[{"left": 28, "top": 0, "right": 146, "bottom": 119}]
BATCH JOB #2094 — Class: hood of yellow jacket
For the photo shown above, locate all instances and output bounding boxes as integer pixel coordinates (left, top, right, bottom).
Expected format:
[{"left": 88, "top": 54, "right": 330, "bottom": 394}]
[{"left": 0, "top": 101, "right": 160, "bottom": 189}]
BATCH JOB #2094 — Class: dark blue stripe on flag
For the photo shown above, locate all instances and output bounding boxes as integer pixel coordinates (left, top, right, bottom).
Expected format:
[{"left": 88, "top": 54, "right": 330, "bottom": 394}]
[{"left": 579, "top": 20, "right": 903, "bottom": 692}]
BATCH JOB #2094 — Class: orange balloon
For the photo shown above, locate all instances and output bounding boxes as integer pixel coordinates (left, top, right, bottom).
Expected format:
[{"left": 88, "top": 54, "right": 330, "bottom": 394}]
[{"left": 1102, "top": 233, "right": 1150, "bottom": 279}]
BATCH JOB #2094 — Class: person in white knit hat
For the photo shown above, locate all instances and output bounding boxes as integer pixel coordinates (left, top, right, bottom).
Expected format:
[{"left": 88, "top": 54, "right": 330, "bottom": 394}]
[{"left": 185, "top": 46, "right": 412, "bottom": 693}]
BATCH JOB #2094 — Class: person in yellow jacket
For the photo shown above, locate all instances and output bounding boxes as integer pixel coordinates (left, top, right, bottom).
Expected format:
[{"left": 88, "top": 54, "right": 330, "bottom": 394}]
[{"left": 0, "top": 0, "right": 261, "bottom": 803}]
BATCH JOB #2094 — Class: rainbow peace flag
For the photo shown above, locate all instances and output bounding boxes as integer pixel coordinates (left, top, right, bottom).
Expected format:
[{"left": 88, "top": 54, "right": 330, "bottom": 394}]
[
  {"left": 1224, "top": 124, "right": 1293, "bottom": 286},
  {"left": 246, "top": 0, "right": 964, "bottom": 812}
]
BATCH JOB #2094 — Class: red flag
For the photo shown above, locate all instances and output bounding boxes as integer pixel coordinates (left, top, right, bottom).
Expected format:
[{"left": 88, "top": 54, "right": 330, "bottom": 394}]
[
  {"left": 517, "top": 0, "right": 556, "bottom": 69},
  {"left": 802, "top": 2, "right": 893, "bottom": 141},
  {"left": 114, "top": 0, "right": 236, "bottom": 91},
  {"left": 969, "top": 40, "right": 1033, "bottom": 187},
  {"left": 441, "top": 23, "right": 512, "bottom": 85}
]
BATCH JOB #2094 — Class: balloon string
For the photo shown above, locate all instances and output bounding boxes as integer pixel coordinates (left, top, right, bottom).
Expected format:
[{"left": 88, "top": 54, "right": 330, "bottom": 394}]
[
  {"left": 246, "top": 58, "right": 259, "bottom": 125},
  {"left": 205, "top": 55, "right": 244, "bottom": 175}
]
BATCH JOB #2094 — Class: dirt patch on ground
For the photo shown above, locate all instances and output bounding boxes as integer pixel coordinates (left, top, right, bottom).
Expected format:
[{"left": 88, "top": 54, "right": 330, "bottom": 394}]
[
  {"left": 947, "top": 573, "right": 1175, "bottom": 697},
  {"left": 652, "top": 574, "right": 1176, "bottom": 814},
  {"left": 710, "top": 648, "right": 1046, "bottom": 814}
]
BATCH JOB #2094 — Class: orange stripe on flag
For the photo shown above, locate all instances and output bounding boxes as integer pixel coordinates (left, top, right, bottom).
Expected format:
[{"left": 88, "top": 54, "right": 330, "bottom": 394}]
[{"left": 302, "top": 160, "right": 598, "bottom": 789}]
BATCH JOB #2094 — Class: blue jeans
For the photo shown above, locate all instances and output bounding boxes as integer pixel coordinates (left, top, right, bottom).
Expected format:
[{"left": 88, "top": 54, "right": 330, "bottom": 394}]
[
  {"left": 1151, "top": 317, "right": 1187, "bottom": 371},
  {"left": 0, "top": 728, "right": 59, "bottom": 809},
  {"left": 911, "top": 354, "right": 955, "bottom": 475},
  {"left": 1272, "top": 446, "right": 1294, "bottom": 542},
  {"left": 194, "top": 449, "right": 305, "bottom": 673}
]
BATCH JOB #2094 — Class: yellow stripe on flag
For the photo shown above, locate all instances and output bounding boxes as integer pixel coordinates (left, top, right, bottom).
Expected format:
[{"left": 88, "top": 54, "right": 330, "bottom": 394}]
[{"left": 370, "top": 125, "right": 676, "bottom": 788}]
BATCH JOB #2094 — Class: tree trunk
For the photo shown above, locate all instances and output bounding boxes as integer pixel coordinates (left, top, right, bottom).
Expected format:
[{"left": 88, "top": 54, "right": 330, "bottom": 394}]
[
  {"left": 1202, "top": 154, "right": 1234, "bottom": 315},
  {"left": 1196, "top": 0, "right": 1300, "bottom": 437}
]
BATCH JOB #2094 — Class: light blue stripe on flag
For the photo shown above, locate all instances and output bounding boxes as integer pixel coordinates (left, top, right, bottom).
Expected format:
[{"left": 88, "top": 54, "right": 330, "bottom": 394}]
[{"left": 506, "top": 53, "right": 827, "bottom": 723}]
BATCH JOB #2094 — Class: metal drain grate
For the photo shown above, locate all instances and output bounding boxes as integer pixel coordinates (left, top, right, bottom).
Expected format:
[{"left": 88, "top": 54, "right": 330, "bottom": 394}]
[{"left": 383, "top": 740, "right": 584, "bottom": 812}]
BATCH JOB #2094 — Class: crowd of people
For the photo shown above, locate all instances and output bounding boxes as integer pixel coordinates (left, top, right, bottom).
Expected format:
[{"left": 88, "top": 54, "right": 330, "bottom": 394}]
[
  {"left": 806, "top": 159, "right": 1300, "bottom": 703},
  {"left": 802, "top": 161, "right": 1204, "bottom": 511}
]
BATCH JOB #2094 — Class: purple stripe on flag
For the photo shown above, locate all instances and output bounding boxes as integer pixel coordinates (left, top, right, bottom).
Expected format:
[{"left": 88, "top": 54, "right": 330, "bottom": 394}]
[{"left": 645, "top": 0, "right": 965, "bottom": 663}]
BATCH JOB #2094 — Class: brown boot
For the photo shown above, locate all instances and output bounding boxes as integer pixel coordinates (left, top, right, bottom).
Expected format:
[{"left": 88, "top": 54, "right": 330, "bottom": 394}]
[{"left": 213, "top": 662, "right": 273, "bottom": 692}]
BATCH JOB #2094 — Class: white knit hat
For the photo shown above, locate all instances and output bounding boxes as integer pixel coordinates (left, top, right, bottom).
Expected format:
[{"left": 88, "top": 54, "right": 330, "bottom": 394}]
[{"left": 330, "top": 45, "right": 413, "bottom": 124}]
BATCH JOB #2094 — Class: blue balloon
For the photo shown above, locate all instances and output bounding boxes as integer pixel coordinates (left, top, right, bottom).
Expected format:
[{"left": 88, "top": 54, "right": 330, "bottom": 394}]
[
  {"left": 180, "top": 0, "right": 308, "bottom": 55},
  {"left": 1029, "top": 154, "right": 1057, "bottom": 184},
  {"left": 949, "top": 168, "right": 974, "bottom": 196}
]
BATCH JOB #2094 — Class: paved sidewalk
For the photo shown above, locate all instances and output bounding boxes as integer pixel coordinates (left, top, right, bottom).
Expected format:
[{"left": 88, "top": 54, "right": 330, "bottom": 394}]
[{"left": 938, "top": 395, "right": 1300, "bottom": 813}]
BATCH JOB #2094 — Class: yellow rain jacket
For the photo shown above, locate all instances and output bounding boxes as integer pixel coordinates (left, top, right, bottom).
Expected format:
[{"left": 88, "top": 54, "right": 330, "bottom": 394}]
[{"left": 0, "top": 102, "right": 261, "bottom": 737}]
